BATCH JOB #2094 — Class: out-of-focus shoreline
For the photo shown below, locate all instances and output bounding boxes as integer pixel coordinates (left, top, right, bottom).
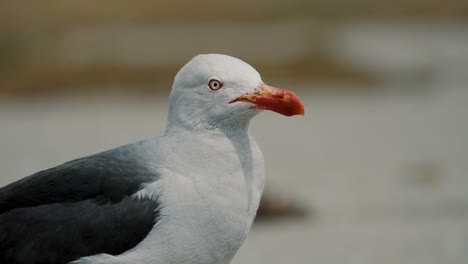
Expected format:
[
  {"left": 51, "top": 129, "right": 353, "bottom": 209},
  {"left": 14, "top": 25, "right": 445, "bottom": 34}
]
[{"left": 2, "top": 0, "right": 468, "bottom": 96}]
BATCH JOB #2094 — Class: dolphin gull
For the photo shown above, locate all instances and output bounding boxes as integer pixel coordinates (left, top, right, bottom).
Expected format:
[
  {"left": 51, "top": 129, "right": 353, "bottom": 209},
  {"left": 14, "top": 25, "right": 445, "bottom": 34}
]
[{"left": 0, "top": 54, "right": 304, "bottom": 264}]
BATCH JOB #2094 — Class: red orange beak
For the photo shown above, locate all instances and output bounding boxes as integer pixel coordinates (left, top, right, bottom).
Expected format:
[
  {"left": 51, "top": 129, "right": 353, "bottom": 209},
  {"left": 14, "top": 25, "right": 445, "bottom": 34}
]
[{"left": 229, "top": 83, "right": 304, "bottom": 116}]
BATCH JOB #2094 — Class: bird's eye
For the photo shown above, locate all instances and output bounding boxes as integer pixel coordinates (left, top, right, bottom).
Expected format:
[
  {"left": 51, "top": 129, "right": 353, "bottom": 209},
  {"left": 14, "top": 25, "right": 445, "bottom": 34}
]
[{"left": 208, "top": 79, "right": 223, "bottom": 91}]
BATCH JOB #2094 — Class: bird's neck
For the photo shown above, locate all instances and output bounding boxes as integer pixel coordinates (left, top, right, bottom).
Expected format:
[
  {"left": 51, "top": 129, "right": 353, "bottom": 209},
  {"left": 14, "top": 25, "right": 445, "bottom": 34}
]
[
  {"left": 165, "top": 113, "right": 253, "bottom": 137},
  {"left": 160, "top": 120, "right": 264, "bottom": 215}
]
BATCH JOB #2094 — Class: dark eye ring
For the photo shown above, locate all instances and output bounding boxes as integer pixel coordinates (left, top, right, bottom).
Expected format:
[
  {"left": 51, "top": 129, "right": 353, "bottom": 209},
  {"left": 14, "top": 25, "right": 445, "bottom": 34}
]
[{"left": 208, "top": 79, "right": 223, "bottom": 91}]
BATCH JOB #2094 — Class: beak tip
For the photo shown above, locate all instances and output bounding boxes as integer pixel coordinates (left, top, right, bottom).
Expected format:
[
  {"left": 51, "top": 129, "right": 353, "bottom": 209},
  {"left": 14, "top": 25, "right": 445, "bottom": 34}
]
[
  {"left": 287, "top": 93, "right": 305, "bottom": 116},
  {"left": 290, "top": 106, "right": 305, "bottom": 117}
]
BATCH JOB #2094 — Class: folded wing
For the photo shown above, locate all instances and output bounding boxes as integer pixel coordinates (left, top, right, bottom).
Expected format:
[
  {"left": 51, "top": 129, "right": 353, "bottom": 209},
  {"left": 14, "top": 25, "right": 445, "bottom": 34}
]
[{"left": 0, "top": 149, "right": 160, "bottom": 264}]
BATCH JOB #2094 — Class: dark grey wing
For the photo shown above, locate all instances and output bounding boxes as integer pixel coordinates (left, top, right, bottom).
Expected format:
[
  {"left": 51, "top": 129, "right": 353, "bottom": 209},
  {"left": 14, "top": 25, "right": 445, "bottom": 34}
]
[
  {"left": 0, "top": 197, "right": 160, "bottom": 264},
  {"left": 0, "top": 149, "right": 161, "bottom": 264},
  {"left": 0, "top": 150, "right": 157, "bottom": 214}
]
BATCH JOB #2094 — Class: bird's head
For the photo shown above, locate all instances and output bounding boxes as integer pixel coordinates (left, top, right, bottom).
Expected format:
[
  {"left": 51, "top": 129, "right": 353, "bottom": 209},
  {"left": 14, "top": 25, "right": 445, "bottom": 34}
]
[{"left": 166, "top": 54, "right": 304, "bottom": 133}]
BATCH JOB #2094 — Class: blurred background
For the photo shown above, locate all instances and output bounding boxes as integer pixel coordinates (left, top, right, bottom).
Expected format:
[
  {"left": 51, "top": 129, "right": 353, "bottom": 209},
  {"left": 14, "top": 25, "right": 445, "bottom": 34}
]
[{"left": 1, "top": 1, "right": 468, "bottom": 263}]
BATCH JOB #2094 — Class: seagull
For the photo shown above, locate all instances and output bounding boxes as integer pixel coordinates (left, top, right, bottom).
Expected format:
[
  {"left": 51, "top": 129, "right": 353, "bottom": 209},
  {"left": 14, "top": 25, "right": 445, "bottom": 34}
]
[{"left": 0, "top": 54, "right": 304, "bottom": 264}]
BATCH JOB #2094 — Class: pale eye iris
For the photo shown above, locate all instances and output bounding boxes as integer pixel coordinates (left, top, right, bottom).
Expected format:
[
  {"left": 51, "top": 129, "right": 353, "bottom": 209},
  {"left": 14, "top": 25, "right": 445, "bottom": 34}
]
[{"left": 208, "top": 79, "right": 223, "bottom": 91}]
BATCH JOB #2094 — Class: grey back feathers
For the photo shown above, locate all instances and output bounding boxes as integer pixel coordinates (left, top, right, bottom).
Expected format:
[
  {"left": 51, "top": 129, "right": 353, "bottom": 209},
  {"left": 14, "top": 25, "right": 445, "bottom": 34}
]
[
  {"left": 0, "top": 144, "right": 157, "bottom": 213},
  {"left": 0, "top": 143, "right": 161, "bottom": 264}
]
